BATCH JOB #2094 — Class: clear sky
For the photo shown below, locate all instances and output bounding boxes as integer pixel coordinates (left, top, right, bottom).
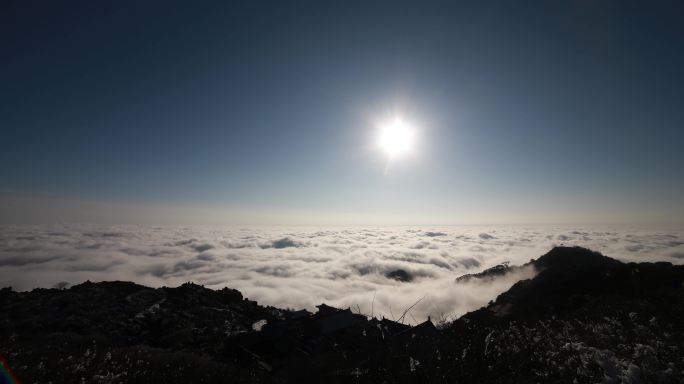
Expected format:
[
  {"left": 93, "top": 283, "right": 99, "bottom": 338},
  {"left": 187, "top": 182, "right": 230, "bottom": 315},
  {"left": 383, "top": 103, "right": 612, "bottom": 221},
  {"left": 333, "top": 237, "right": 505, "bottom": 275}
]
[{"left": 2, "top": 0, "right": 683, "bottom": 225}]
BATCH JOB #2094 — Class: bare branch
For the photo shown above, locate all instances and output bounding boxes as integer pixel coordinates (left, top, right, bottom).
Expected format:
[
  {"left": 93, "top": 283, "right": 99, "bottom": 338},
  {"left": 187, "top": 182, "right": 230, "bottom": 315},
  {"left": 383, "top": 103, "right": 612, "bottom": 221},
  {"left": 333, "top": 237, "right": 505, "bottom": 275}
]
[{"left": 398, "top": 296, "right": 425, "bottom": 324}]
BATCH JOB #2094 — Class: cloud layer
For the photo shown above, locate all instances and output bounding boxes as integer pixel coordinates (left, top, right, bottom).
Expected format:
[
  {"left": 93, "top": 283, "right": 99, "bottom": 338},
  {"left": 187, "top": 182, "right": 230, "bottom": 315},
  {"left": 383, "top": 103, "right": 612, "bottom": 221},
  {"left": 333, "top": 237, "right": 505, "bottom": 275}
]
[{"left": 1, "top": 225, "right": 682, "bottom": 323}]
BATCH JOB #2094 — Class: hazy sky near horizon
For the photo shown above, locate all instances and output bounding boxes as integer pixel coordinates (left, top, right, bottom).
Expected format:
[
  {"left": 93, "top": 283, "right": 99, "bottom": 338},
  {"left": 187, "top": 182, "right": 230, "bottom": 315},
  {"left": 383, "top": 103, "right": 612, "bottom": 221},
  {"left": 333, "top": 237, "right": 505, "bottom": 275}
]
[{"left": 2, "top": 1, "right": 683, "bottom": 225}]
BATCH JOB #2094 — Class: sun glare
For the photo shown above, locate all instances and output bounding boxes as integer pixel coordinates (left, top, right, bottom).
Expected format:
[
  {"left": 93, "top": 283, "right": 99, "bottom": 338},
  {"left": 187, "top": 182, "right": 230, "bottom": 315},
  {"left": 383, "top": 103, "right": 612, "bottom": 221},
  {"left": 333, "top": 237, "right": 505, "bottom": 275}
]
[{"left": 378, "top": 117, "right": 415, "bottom": 158}]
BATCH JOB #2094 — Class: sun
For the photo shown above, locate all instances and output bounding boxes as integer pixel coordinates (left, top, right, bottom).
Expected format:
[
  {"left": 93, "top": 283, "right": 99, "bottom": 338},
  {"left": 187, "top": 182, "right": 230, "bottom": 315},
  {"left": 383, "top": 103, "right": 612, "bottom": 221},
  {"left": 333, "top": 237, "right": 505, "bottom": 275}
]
[{"left": 378, "top": 117, "right": 415, "bottom": 158}]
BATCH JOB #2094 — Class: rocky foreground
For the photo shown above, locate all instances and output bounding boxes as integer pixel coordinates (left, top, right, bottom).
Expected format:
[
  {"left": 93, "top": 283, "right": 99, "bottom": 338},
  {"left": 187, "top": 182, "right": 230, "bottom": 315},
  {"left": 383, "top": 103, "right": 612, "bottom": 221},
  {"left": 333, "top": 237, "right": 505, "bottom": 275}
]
[{"left": 1, "top": 247, "right": 683, "bottom": 383}]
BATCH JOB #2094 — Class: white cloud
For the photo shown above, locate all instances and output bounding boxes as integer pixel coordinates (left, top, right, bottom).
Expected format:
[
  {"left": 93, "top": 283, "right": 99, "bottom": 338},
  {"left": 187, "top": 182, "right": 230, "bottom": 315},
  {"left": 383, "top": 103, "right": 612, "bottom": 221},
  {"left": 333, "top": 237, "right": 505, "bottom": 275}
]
[{"left": 0, "top": 224, "right": 682, "bottom": 323}]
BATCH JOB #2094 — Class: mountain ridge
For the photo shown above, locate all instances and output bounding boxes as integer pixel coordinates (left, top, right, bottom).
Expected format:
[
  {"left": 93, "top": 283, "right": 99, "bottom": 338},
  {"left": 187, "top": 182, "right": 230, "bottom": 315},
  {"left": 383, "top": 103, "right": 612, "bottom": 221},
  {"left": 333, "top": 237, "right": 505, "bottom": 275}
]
[{"left": 2, "top": 246, "right": 683, "bottom": 383}]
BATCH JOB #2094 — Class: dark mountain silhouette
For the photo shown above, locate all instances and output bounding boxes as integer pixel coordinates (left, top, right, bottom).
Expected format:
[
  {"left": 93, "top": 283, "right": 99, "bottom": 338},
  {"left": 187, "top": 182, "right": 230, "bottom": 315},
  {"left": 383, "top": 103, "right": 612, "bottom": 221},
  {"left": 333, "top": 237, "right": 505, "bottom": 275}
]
[
  {"left": 455, "top": 261, "right": 512, "bottom": 283},
  {"left": 1, "top": 247, "right": 683, "bottom": 383}
]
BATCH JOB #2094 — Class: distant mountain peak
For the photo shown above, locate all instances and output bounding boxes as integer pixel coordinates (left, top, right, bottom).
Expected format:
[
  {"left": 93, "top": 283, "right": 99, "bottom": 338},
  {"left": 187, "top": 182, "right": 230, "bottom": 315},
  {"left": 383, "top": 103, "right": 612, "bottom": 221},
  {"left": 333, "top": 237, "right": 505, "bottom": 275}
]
[{"left": 532, "top": 246, "right": 621, "bottom": 270}]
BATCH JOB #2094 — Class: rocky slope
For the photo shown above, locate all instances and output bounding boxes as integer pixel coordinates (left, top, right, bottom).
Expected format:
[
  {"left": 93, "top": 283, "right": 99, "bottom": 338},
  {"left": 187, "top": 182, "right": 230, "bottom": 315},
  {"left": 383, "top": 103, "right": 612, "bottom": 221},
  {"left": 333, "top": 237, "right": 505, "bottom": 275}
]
[{"left": 1, "top": 246, "right": 683, "bottom": 383}]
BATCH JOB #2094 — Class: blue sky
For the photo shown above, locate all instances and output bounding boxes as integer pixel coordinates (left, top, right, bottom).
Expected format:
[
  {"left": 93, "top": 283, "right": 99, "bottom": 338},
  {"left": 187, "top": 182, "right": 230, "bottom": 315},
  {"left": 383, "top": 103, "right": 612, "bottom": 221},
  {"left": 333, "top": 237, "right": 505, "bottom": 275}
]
[{"left": 2, "top": 1, "right": 683, "bottom": 225}]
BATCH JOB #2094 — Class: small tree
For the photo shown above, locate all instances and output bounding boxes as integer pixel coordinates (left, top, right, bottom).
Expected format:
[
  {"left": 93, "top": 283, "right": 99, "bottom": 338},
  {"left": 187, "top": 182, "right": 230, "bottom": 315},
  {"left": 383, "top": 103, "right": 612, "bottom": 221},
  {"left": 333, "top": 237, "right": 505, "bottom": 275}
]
[{"left": 53, "top": 281, "right": 70, "bottom": 290}]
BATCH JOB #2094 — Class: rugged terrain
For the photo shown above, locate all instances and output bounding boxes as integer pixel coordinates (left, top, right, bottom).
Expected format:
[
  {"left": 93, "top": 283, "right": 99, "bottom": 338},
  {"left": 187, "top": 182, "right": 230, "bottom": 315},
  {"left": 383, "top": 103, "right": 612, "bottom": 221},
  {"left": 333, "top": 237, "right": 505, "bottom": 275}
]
[{"left": 1, "top": 246, "right": 683, "bottom": 383}]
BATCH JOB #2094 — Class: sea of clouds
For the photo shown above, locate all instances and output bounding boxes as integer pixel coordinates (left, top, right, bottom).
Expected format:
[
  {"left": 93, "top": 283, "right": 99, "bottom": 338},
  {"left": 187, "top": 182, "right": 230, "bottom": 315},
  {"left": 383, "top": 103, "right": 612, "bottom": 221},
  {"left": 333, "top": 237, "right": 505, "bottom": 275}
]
[{"left": 1, "top": 225, "right": 683, "bottom": 324}]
